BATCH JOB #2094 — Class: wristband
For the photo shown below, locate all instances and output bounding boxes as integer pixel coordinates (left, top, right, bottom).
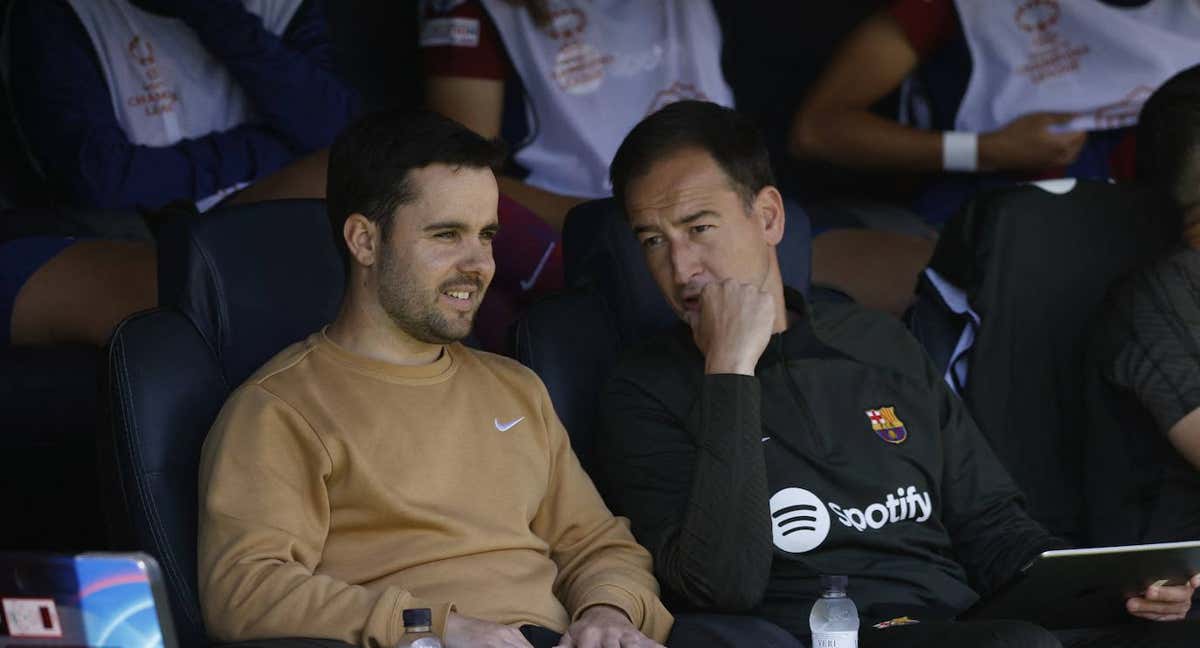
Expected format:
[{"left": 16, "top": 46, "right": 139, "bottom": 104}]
[{"left": 942, "top": 131, "right": 978, "bottom": 172}]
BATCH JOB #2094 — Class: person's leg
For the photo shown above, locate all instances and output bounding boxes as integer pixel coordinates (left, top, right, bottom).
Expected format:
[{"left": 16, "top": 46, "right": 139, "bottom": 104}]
[
  {"left": 665, "top": 613, "right": 802, "bottom": 648},
  {"left": 226, "top": 148, "right": 330, "bottom": 205},
  {"left": 1055, "top": 620, "right": 1200, "bottom": 647},
  {"left": 8, "top": 238, "right": 156, "bottom": 346},
  {"left": 860, "top": 619, "right": 1060, "bottom": 648},
  {"left": 810, "top": 228, "right": 935, "bottom": 316}
]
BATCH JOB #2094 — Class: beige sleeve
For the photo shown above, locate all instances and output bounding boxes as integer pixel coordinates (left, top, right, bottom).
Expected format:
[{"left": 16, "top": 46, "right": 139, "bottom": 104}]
[
  {"left": 527, "top": 381, "right": 675, "bottom": 642},
  {"left": 197, "top": 385, "right": 455, "bottom": 646}
]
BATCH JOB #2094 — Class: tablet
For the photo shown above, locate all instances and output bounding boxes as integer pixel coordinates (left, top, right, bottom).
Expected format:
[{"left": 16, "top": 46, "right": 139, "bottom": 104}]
[
  {"left": 0, "top": 552, "right": 179, "bottom": 648},
  {"left": 962, "top": 540, "right": 1200, "bottom": 629}
]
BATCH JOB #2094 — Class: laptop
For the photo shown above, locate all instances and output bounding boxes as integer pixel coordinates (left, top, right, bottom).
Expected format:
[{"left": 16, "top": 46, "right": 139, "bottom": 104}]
[
  {"left": 0, "top": 553, "right": 178, "bottom": 648},
  {"left": 962, "top": 540, "right": 1200, "bottom": 629}
]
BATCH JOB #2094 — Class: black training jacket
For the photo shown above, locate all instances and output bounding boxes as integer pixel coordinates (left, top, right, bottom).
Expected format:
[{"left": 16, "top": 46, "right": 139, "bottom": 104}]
[{"left": 598, "top": 289, "right": 1065, "bottom": 637}]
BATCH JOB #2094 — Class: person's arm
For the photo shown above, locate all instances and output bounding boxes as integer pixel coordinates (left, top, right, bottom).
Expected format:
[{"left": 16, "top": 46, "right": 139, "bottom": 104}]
[
  {"left": 936, "top": 375, "right": 1068, "bottom": 596},
  {"left": 420, "top": 0, "right": 583, "bottom": 230},
  {"left": 601, "top": 371, "right": 773, "bottom": 611},
  {"left": 1167, "top": 408, "right": 1200, "bottom": 471},
  {"left": 424, "top": 77, "right": 583, "bottom": 231},
  {"left": 600, "top": 281, "right": 777, "bottom": 611},
  {"left": 527, "top": 381, "right": 674, "bottom": 644},
  {"left": 172, "top": 0, "right": 358, "bottom": 153},
  {"left": 789, "top": 9, "right": 1086, "bottom": 173},
  {"left": 8, "top": 0, "right": 296, "bottom": 209},
  {"left": 197, "top": 385, "right": 455, "bottom": 645}
]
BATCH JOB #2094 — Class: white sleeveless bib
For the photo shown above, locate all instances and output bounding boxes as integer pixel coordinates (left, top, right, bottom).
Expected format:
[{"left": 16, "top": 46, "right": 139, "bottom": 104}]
[
  {"left": 478, "top": 0, "right": 734, "bottom": 198},
  {"left": 65, "top": 0, "right": 303, "bottom": 208},
  {"left": 953, "top": 0, "right": 1200, "bottom": 134}
]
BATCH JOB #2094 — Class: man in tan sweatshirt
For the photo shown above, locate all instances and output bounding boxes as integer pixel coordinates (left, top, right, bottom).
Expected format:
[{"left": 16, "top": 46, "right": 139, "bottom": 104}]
[{"left": 196, "top": 109, "right": 673, "bottom": 648}]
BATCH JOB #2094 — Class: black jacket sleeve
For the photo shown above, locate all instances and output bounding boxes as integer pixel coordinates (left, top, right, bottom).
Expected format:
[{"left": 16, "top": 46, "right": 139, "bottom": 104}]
[
  {"left": 182, "top": 0, "right": 359, "bottom": 153},
  {"left": 600, "top": 367, "right": 774, "bottom": 611},
  {"left": 936, "top": 376, "right": 1068, "bottom": 596}
]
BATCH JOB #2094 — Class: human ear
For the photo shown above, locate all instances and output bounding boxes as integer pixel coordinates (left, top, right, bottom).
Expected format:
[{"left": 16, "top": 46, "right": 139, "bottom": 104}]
[
  {"left": 754, "top": 186, "right": 786, "bottom": 246},
  {"left": 343, "top": 213, "right": 380, "bottom": 268}
]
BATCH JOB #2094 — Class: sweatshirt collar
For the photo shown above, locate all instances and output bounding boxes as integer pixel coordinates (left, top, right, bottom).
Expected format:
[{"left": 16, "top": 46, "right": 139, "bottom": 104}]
[{"left": 313, "top": 327, "right": 458, "bottom": 383}]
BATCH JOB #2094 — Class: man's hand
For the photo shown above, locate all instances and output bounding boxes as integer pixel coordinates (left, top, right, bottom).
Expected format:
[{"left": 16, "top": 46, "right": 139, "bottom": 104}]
[
  {"left": 685, "top": 279, "right": 776, "bottom": 376},
  {"left": 978, "top": 112, "right": 1088, "bottom": 172},
  {"left": 555, "top": 605, "right": 664, "bottom": 648},
  {"left": 443, "top": 612, "right": 533, "bottom": 648},
  {"left": 1125, "top": 574, "right": 1200, "bottom": 622}
]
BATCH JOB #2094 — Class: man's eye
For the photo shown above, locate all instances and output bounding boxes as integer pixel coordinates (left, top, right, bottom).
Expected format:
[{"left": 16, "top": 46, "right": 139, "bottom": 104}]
[
  {"left": 640, "top": 235, "right": 664, "bottom": 249},
  {"left": 691, "top": 224, "right": 714, "bottom": 234},
  {"left": 480, "top": 229, "right": 497, "bottom": 242},
  {"left": 435, "top": 231, "right": 458, "bottom": 240}
]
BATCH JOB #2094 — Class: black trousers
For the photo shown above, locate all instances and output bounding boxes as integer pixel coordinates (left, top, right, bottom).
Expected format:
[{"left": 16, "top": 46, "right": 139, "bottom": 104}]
[{"left": 217, "top": 617, "right": 1199, "bottom": 648}]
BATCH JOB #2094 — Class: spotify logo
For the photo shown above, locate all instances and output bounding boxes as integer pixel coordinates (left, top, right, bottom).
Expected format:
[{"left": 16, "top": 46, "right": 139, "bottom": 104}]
[{"left": 769, "top": 488, "right": 831, "bottom": 554}]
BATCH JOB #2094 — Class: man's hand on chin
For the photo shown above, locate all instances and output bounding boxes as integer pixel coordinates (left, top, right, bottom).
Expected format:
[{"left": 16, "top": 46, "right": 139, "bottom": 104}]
[
  {"left": 684, "top": 279, "right": 776, "bottom": 376},
  {"left": 443, "top": 612, "right": 533, "bottom": 648},
  {"left": 1125, "top": 574, "right": 1200, "bottom": 622},
  {"left": 555, "top": 605, "right": 665, "bottom": 648}
]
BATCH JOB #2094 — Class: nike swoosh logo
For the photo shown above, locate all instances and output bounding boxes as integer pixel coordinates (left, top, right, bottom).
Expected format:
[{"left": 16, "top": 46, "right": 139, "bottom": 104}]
[
  {"left": 494, "top": 416, "right": 525, "bottom": 432},
  {"left": 519, "top": 241, "right": 556, "bottom": 292},
  {"left": 761, "top": 437, "right": 771, "bottom": 443}
]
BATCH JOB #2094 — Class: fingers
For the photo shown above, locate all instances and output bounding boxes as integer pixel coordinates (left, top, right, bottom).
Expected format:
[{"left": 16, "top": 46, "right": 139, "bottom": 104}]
[
  {"left": 1125, "top": 578, "right": 1197, "bottom": 622},
  {"left": 1144, "top": 582, "right": 1196, "bottom": 603}
]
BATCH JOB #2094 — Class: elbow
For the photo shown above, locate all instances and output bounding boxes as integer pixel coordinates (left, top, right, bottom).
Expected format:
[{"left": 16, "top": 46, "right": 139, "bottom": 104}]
[
  {"left": 787, "top": 104, "right": 827, "bottom": 161},
  {"left": 663, "top": 552, "right": 770, "bottom": 612},
  {"left": 68, "top": 138, "right": 141, "bottom": 210}
]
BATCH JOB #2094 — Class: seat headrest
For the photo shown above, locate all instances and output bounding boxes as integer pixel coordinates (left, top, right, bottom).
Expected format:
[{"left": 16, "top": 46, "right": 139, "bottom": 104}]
[
  {"left": 562, "top": 197, "right": 812, "bottom": 341},
  {"left": 157, "top": 199, "right": 345, "bottom": 386}
]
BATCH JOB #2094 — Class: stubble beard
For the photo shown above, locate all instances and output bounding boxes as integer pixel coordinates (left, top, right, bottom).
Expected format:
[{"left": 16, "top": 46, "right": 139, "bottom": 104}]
[{"left": 377, "top": 246, "right": 476, "bottom": 345}]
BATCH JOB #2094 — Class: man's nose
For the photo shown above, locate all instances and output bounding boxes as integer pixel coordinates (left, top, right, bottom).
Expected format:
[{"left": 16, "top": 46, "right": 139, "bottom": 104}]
[
  {"left": 669, "top": 241, "right": 701, "bottom": 285},
  {"left": 458, "top": 237, "right": 494, "bottom": 276}
]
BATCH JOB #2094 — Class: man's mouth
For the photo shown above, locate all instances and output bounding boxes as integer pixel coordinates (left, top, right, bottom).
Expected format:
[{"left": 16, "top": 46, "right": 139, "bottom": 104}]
[
  {"left": 440, "top": 283, "right": 481, "bottom": 311},
  {"left": 681, "top": 294, "right": 701, "bottom": 311}
]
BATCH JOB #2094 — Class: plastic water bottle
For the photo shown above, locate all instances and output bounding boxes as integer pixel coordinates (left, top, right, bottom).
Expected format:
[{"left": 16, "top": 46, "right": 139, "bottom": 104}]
[
  {"left": 396, "top": 608, "right": 443, "bottom": 648},
  {"left": 809, "top": 574, "right": 859, "bottom": 648}
]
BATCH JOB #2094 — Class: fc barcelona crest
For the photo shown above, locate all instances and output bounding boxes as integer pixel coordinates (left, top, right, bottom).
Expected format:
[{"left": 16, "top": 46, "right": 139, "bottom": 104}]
[{"left": 866, "top": 407, "right": 907, "bottom": 444}]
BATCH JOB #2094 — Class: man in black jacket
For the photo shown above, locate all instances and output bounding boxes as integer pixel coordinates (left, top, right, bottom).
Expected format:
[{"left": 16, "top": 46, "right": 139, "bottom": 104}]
[{"left": 598, "top": 100, "right": 1200, "bottom": 648}]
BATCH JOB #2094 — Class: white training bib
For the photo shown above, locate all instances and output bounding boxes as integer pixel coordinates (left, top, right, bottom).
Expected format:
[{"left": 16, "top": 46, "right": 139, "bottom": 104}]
[
  {"left": 478, "top": 0, "right": 734, "bottom": 198},
  {"left": 953, "top": 0, "right": 1200, "bottom": 134}
]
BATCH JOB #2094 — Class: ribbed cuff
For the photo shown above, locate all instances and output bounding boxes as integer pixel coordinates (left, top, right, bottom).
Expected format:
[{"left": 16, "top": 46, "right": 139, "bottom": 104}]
[{"left": 572, "top": 584, "right": 643, "bottom": 627}]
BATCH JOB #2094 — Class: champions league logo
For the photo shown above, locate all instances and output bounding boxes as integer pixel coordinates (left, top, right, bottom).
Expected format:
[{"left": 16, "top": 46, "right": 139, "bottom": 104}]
[
  {"left": 1015, "top": 0, "right": 1061, "bottom": 33},
  {"left": 127, "top": 36, "right": 155, "bottom": 67}
]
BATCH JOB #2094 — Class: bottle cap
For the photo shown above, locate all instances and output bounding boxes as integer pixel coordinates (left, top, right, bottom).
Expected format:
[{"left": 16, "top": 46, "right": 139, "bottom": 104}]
[
  {"left": 820, "top": 574, "right": 848, "bottom": 595},
  {"left": 402, "top": 608, "right": 432, "bottom": 628}
]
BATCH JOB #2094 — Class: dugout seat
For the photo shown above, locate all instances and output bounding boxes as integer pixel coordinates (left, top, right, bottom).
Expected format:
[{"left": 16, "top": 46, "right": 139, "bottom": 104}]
[{"left": 104, "top": 199, "right": 342, "bottom": 648}]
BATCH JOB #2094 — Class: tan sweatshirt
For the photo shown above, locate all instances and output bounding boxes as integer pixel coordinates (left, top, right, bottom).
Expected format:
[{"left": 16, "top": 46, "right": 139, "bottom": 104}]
[{"left": 197, "top": 331, "right": 673, "bottom": 646}]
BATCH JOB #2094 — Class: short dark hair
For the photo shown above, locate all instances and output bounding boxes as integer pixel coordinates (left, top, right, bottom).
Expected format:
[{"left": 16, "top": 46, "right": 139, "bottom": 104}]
[
  {"left": 1137, "top": 64, "right": 1200, "bottom": 212},
  {"left": 609, "top": 101, "right": 775, "bottom": 211},
  {"left": 326, "top": 109, "right": 505, "bottom": 267}
]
